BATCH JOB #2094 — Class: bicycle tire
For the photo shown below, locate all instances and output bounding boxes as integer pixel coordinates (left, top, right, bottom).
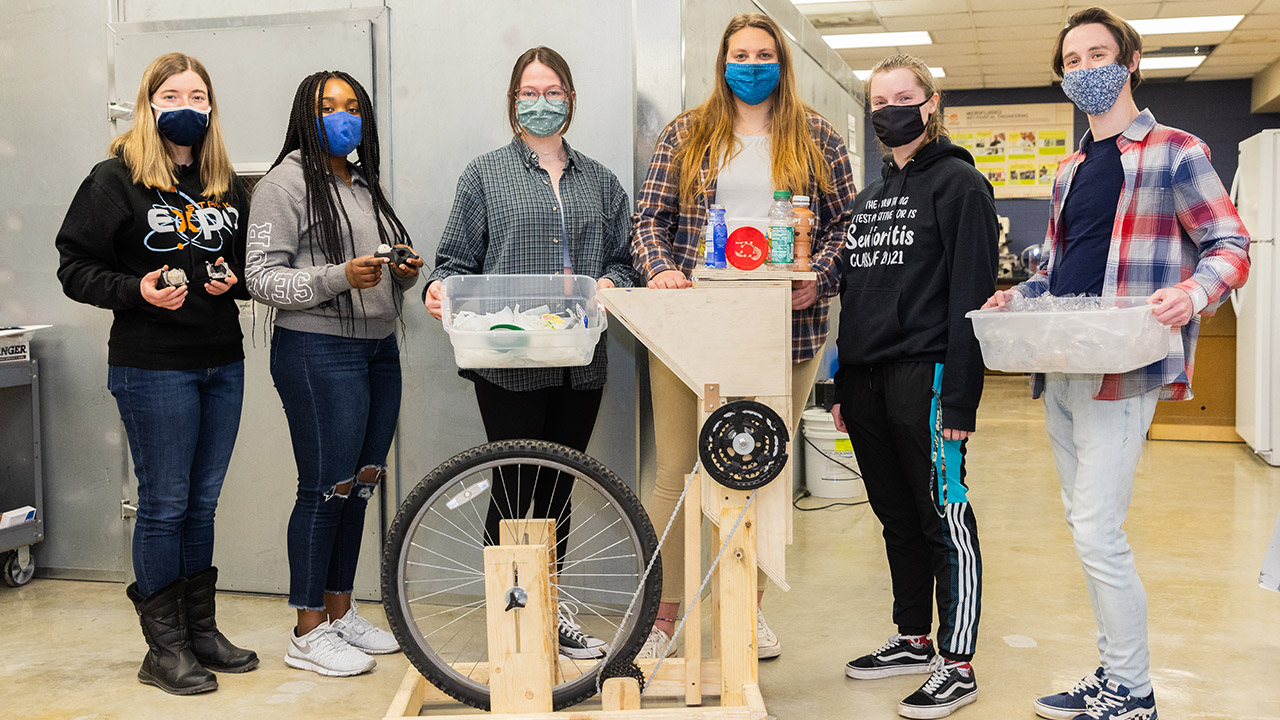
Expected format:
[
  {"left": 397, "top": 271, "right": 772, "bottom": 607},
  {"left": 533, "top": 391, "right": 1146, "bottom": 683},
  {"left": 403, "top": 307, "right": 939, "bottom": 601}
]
[{"left": 382, "top": 439, "right": 662, "bottom": 711}]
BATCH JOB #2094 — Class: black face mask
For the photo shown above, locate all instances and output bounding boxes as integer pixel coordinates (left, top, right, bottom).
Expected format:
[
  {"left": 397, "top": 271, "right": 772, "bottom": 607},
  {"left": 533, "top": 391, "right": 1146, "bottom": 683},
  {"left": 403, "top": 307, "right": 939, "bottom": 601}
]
[{"left": 871, "top": 100, "right": 928, "bottom": 148}]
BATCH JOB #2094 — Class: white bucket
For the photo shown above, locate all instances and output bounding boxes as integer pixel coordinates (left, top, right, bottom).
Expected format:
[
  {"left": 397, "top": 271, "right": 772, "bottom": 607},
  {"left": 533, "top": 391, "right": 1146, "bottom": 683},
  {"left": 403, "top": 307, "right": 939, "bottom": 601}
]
[{"left": 800, "top": 408, "right": 865, "bottom": 500}]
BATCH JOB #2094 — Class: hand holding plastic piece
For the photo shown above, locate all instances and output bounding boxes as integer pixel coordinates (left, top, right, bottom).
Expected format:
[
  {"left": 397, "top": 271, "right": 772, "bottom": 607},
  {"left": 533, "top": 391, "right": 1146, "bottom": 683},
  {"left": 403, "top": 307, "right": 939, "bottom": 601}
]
[
  {"left": 346, "top": 254, "right": 386, "bottom": 289},
  {"left": 1147, "top": 287, "right": 1193, "bottom": 327},
  {"left": 648, "top": 269, "right": 690, "bottom": 289},
  {"left": 140, "top": 266, "right": 187, "bottom": 310},
  {"left": 205, "top": 256, "right": 238, "bottom": 296}
]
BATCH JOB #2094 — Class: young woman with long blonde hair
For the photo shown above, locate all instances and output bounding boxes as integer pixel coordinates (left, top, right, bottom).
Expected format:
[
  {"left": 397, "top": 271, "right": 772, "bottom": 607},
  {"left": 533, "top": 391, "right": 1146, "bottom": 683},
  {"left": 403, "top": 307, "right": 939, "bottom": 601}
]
[
  {"left": 55, "top": 52, "right": 257, "bottom": 695},
  {"left": 631, "top": 12, "right": 856, "bottom": 661}
]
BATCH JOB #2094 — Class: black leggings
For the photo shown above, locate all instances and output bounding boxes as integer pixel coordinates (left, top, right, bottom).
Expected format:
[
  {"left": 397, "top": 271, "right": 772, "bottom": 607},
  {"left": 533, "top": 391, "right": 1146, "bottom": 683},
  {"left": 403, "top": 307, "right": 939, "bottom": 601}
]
[{"left": 473, "top": 375, "right": 603, "bottom": 569}]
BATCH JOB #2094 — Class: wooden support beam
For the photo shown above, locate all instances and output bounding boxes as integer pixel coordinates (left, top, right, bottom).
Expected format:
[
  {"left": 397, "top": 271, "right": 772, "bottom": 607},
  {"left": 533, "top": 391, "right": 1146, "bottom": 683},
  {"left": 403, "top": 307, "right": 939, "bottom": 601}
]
[
  {"left": 601, "top": 677, "right": 641, "bottom": 711},
  {"left": 716, "top": 491, "right": 758, "bottom": 707},
  {"left": 484, "top": 544, "right": 555, "bottom": 714},
  {"left": 683, "top": 472, "right": 703, "bottom": 706}
]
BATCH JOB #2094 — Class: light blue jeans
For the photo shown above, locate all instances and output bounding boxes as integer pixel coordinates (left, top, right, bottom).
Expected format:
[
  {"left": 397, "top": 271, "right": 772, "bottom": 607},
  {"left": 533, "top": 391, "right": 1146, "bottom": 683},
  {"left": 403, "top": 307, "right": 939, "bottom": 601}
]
[{"left": 1042, "top": 374, "right": 1161, "bottom": 698}]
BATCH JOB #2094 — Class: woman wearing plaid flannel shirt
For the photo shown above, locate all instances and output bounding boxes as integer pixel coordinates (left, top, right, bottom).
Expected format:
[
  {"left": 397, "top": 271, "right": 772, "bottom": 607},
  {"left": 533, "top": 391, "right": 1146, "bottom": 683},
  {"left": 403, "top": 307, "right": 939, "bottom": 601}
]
[
  {"left": 423, "top": 47, "right": 640, "bottom": 662},
  {"left": 631, "top": 13, "right": 856, "bottom": 661},
  {"left": 985, "top": 9, "right": 1250, "bottom": 720}
]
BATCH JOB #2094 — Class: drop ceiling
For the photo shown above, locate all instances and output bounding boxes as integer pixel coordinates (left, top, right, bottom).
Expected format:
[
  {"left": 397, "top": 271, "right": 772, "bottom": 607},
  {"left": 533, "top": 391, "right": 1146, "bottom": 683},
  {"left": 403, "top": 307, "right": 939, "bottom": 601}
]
[{"left": 795, "top": 0, "right": 1280, "bottom": 89}]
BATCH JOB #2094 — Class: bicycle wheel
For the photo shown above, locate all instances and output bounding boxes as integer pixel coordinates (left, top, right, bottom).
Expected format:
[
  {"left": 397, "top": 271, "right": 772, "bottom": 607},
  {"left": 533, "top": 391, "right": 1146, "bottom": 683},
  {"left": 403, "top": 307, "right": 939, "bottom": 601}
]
[{"left": 382, "top": 439, "right": 662, "bottom": 710}]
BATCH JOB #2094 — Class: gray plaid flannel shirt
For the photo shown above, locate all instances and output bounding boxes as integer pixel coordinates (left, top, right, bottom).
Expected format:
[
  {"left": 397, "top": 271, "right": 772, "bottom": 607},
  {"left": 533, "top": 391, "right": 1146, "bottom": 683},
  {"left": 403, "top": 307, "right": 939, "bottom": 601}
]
[{"left": 428, "top": 136, "right": 639, "bottom": 391}]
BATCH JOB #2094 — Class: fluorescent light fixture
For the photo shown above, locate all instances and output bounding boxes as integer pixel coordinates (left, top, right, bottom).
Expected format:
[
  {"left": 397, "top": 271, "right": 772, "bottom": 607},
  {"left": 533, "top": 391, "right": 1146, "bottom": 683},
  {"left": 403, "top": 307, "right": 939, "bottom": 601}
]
[
  {"left": 1129, "top": 15, "right": 1242, "bottom": 35},
  {"left": 791, "top": 0, "right": 842, "bottom": 4},
  {"left": 855, "top": 67, "right": 946, "bottom": 80},
  {"left": 1139, "top": 55, "right": 1206, "bottom": 70},
  {"left": 824, "top": 31, "right": 932, "bottom": 49}
]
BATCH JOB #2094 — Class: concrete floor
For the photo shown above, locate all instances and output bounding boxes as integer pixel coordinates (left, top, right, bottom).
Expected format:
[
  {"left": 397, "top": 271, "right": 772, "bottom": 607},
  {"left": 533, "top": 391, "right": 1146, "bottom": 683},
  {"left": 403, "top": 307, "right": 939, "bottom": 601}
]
[{"left": 3, "top": 375, "right": 1280, "bottom": 719}]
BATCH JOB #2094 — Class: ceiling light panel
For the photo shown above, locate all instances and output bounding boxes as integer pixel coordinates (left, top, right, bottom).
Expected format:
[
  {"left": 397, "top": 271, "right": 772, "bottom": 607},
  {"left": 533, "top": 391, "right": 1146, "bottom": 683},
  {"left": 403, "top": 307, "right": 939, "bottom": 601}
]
[
  {"left": 824, "top": 30, "right": 932, "bottom": 48},
  {"left": 1138, "top": 55, "right": 1207, "bottom": 69},
  {"left": 1128, "top": 15, "right": 1243, "bottom": 34},
  {"left": 853, "top": 66, "right": 946, "bottom": 80}
]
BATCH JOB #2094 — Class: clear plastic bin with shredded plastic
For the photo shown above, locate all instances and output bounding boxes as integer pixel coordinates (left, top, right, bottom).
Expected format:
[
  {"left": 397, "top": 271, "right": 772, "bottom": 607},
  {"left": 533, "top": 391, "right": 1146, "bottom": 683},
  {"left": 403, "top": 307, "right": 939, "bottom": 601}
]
[
  {"left": 965, "top": 295, "right": 1171, "bottom": 374},
  {"left": 441, "top": 274, "right": 606, "bottom": 369}
]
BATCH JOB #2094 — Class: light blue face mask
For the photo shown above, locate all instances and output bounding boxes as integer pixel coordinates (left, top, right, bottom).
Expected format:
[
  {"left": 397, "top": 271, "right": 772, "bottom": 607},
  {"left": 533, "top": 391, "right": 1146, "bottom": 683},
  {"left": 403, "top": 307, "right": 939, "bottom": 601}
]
[
  {"left": 1061, "top": 63, "right": 1130, "bottom": 116},
  {"left": 516, "top": 97, "right": 569, "bottom": 138}
]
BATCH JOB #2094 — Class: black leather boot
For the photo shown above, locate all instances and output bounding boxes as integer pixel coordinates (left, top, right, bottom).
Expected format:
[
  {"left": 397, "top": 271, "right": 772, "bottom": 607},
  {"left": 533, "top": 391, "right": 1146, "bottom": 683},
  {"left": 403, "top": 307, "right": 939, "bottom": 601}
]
[
  {"left": 185, "top": 567, "right": 259, "bottom": 672},
  {"left": 127, "top": 580, "right": 218, "bottom": 695}
]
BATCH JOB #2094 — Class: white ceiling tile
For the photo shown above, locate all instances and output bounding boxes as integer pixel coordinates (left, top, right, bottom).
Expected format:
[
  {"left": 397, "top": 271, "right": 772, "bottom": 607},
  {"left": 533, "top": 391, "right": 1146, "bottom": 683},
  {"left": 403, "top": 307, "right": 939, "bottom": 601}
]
[
  {"left": 1140, "top": 31, "right": 1232, "bottom": 49},
  {"left": 931, "top": 28, "right": 979, "bottom": 43},
  {"left": 982, "top": 76, "right": 1055, "bottom": 88},
  {"left": 967, "top": 0, "right": 1059, "bottom": 10},
  {"left": 972, "top": 8, "right": 1064, "bottom": 27},
  {"left": 1156, "top": 0, "right": 1259, "bottom": 17},
  {"left": 1236, "top": 14, "right": 1280, "bottom": 29},
  {"left": 912, "top": 53, "right": 983, "bottom": 69},
  {"left": 836, "top": 47, "right": 908, "bottom": 63},
  {"left": 1064, "top": 4, "right": 1160, "bottom": 20},
  {"left": 1210, "top": 40, "right": 1280, "bottom": 57},
  {"left": 1188, "top": 68, "right": 1261, "bottom": 80},
  {"left": 1254, "top": 0, "right": 1280, "bottom": 12},
  {"left": 1198, "top": 56, "right": 1270, "bottom": 69},
  {"left": 796, "top": 1, "right": 876, "bottom": 14},
  {"left": 976, "top": 25, "right": 1060, "bottom": 41},
  {"left": 872, "top": 0, "right": 964, "bottom": 17},
  {"left": 978, "top": 51, "right": 1045, "bottom": 65},
  {"left": 880, "top": 13, "right": 972, "bottom": 31}
]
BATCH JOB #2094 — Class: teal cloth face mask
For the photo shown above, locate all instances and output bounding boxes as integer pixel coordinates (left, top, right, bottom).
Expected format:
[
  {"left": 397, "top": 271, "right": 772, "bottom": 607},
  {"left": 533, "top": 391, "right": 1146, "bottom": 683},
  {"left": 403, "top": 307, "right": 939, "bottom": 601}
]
[{"left": 516, "top": 97, "right": 568, "bottom": 138}]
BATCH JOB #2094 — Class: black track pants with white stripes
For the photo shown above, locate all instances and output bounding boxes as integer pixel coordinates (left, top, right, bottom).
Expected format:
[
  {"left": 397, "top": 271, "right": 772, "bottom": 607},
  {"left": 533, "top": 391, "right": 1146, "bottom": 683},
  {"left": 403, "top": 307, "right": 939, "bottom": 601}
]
[{"left": 838, "top": 362, "right": 983, "bottom": 662}]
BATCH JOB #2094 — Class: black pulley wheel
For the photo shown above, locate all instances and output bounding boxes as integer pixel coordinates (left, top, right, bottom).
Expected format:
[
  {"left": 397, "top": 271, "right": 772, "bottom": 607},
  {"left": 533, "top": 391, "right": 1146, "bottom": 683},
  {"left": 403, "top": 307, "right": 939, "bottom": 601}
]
[
  {"left": 382, "top": 440, "right": 662, "bottom": 711},
  {"left": 698, "top": 400, "right": 790, "bottom": 490}
]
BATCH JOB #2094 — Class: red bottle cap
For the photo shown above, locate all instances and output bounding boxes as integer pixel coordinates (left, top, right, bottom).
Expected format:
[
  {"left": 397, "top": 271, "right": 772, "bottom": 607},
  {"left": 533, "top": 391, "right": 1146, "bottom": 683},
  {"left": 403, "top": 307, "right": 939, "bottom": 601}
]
[{"left": 726, "top": 226, "right": 768, "bottom": 271}]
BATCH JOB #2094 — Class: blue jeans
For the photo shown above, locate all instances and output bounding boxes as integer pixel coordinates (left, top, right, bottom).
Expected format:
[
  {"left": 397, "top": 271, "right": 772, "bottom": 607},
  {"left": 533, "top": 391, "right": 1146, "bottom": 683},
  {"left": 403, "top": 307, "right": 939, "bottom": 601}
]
[
  {"left": 270, "top": 327, "right": 401, "bottom": 610},
  {"left": 1043, "top": 374, "right": 1161, "bottom": 697},
  {"left": 108, "top": 362, "right": 245, "bottom": 598}
]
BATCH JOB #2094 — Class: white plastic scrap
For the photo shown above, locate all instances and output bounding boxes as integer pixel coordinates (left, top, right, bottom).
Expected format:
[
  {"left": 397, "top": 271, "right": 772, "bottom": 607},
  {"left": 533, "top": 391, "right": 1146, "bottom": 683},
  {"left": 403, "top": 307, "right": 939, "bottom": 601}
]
[{"left": 451, "top": 303, "right": 588, "bottom": 332}]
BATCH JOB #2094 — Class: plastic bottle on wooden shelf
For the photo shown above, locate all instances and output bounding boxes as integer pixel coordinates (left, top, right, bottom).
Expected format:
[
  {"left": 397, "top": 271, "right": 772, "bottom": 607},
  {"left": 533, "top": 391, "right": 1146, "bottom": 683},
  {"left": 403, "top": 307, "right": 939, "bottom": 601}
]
[
  {"left": 767, "top": 190, "right": 794, "bottom": 264},
  {"left": 706, "top": 204, "right": 727, "bottom": 269},
  {"left": 792, "top": 195, "right": 815, "bottom": 271}
]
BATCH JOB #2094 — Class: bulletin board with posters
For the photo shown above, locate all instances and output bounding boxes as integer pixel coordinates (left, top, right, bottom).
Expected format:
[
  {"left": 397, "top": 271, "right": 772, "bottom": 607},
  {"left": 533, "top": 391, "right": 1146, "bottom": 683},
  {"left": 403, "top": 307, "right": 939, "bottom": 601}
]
[{"left": 943, "top": 103, "right": 1076, "bottom": 199}]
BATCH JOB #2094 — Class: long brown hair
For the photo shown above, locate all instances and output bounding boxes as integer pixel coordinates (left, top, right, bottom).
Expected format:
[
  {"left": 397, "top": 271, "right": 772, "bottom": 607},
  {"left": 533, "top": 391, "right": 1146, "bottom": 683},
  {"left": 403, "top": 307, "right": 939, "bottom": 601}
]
[
  {"left": 506, "top": 46, "right": 576, "bottom": 137},
  {"left": 108, "top": 53, "right": 235, "bottom": 200},
  {"left": 868, "top": 54, "right": 948, "bottom": 152},
  {"left": 675, "top": 13, "right": 833, "bottom": 206}
]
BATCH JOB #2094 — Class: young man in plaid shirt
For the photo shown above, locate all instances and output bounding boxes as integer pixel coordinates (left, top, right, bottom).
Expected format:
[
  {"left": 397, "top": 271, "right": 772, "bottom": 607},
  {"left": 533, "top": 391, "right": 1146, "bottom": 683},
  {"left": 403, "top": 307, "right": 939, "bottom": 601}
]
[{"left": 985, "top": 7, "right": 1250, "bottom": 720}]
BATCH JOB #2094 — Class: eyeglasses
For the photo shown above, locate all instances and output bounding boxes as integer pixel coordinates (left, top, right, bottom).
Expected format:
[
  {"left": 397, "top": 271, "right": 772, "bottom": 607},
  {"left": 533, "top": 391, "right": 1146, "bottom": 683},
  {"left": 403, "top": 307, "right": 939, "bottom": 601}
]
[{"left": 515, "top": 86, "right": 568, "bottom": 102}]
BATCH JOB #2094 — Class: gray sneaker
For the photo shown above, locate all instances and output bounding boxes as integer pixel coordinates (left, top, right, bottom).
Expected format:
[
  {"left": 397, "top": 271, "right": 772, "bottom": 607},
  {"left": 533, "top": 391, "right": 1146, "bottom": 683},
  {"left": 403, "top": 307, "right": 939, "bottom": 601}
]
[{"left": 285, "top": 621, "right": 375, "bottom": 677}]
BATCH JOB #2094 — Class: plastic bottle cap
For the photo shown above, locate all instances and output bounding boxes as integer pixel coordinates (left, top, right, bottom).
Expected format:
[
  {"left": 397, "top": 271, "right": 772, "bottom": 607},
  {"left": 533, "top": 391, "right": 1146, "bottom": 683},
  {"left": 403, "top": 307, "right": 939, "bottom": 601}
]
[
  {"left": 773, "top": 191, "right": 791, "bottom": 200},
  {"left": 793, "top": 195, "right": 810, "bottom": 204}
]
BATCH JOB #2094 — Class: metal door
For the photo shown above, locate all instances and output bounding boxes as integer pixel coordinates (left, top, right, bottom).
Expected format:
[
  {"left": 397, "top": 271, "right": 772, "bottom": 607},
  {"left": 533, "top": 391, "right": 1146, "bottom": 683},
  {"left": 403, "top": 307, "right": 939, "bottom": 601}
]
[{"left": 108, "top": 8, "right": 392, "bottom": 596}]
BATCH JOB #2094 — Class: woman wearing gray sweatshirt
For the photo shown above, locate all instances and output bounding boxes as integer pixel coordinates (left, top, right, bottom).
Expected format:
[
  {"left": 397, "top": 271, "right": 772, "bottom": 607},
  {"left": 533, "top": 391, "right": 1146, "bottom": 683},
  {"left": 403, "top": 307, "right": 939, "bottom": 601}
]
[{"left": 245, "top": 70, "right": 420, "bottom": 678}]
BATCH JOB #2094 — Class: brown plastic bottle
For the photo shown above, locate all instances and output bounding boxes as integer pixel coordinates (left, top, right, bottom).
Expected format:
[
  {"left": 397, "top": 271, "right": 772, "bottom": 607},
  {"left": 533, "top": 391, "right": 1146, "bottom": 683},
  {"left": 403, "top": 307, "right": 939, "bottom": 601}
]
[{"left": 792, "top": 195, "right": 816, "bottom": 271}]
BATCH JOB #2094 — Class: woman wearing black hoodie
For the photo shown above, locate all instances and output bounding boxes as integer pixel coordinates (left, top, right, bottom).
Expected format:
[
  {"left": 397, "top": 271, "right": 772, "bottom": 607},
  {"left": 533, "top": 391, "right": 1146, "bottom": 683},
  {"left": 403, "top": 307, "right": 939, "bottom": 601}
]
[{"left": 830, "top": 55, "right": 997, "bottom": 720}]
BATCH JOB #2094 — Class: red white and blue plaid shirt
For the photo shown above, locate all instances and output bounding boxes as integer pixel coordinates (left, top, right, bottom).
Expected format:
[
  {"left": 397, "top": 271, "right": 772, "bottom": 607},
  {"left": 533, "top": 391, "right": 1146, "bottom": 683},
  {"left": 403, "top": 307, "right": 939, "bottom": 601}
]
[
  {"left": 631, "top": 110, "right": 856, "bottom": 363},
  {"left": 1014, "top": 109, "right": 1250, "bottom": 401}
]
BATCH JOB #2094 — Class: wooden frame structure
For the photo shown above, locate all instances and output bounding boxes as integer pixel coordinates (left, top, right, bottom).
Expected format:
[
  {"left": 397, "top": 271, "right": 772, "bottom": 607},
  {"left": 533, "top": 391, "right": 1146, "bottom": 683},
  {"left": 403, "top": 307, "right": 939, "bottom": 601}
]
[{"left": 384, "top": 270, "right": 809, "bottom": 720}]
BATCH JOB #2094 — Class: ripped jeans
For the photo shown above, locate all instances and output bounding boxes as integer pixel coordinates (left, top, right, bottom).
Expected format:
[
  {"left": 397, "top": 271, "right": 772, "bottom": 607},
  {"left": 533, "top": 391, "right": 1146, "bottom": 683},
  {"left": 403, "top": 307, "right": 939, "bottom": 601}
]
[{"left": 270, "top": 327, "right": 401, "bottom": 610}]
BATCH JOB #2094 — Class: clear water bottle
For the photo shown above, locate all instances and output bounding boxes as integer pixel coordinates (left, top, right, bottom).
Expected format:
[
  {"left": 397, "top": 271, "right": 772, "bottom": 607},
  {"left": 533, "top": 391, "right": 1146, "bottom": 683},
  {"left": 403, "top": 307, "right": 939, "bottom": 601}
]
[
  {"left": 768, "top": 190, "right": 795, "bottom": 264},
  {"left": 708, "top": 204, "right": 727, "bottom": 269}
]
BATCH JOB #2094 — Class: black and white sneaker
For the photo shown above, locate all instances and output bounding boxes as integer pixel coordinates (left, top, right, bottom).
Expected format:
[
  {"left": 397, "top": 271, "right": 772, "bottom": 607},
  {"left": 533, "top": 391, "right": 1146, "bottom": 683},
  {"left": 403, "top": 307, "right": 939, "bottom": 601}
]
[
  {"left": 557, "top": 602, "right": 607, "bottom": 659},
  {"left": 899, "top": 657, "right": 978, "bottom": 719},
  {"left": 845, "top": 633, "right": 936, "bottom": 679},
  {"left": 901, "top": 655, "right": 977, "bottom": 717}
]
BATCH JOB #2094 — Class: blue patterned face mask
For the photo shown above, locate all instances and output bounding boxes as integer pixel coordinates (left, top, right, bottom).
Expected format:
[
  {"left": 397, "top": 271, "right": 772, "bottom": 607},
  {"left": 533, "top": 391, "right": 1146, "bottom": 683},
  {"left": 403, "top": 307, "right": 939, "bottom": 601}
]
[
  {"left": 516, "top": 97, "right": 569, "bottom": 138},
  {"left": 1061, "top": 63, "right": 1130, "bottom": 116},
  {"left": 724, "top": 62, "right": 781, "bottom": 106}
]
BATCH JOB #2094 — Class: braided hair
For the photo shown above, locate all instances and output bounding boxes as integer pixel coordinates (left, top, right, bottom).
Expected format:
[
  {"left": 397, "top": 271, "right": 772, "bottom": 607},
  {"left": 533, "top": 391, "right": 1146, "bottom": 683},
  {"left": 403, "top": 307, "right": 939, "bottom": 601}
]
[{"left": 270, "top": 70, "right": 413, "bottom": 332}]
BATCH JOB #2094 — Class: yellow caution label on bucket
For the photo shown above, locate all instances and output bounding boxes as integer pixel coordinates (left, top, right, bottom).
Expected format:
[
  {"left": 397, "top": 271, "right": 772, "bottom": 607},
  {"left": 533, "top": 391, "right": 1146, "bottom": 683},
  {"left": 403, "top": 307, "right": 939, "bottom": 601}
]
[{"left": 834, "top": 438, "right": 853, "bottom": 452}]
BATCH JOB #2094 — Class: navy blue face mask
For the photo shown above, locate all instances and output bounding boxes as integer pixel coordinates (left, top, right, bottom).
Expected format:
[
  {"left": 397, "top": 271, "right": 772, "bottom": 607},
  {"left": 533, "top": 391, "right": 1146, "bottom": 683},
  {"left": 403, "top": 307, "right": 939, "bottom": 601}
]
[
  {"left": 724, "top": 62, "right": 781, "bottom": 106},
  {"left": 316, "top": 111, "right": 363, "bottom": 157},
  {"left": 151, "top": 104, "right": 210, "bottom": 147}
]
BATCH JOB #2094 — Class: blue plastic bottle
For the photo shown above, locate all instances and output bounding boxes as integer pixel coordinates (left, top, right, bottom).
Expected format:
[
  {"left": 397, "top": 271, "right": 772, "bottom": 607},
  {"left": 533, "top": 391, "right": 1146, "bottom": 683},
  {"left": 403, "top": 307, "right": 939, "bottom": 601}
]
[{"left": 709, "top": 204, "right": 728, "bottom": 269}]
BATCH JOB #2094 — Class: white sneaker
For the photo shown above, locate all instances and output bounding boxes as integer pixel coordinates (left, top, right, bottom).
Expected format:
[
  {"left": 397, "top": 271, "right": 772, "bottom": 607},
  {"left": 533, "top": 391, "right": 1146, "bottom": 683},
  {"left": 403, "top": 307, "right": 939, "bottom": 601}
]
[
  {"left": 756, "top": 608, "right": 780, "bottom": 659},
  {"left": 285, "top": 621, "right": 375, "bottom": 677},
  {"left": 557, "top": 602, "right": 608, "bottom": 659},
  {"left": 331, "top": 603, "right": 400, "bottom": 655},
  {"left": 635, "top": 626, "right": 677, "bottom": 660}
]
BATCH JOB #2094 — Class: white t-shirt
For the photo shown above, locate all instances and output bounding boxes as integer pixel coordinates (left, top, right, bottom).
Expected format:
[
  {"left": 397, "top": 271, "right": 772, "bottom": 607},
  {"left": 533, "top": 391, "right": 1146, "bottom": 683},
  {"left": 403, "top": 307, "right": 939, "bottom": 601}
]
[{"left": 713, "top": 134, "right": 773, "bottom": 225}]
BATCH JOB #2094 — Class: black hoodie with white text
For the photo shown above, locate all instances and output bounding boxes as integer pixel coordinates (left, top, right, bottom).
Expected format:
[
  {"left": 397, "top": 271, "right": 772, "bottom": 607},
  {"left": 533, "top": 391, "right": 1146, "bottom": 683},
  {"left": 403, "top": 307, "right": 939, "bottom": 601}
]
[{"left": 833, "top": 138, "right": 998, "bottom": 432}]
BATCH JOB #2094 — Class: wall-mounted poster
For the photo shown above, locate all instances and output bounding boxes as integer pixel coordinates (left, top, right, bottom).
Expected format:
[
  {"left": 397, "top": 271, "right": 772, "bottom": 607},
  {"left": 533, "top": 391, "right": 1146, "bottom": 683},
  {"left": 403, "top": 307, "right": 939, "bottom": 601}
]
[{"left": 943, "top": 103, "right": 1075, "bottom": 199}]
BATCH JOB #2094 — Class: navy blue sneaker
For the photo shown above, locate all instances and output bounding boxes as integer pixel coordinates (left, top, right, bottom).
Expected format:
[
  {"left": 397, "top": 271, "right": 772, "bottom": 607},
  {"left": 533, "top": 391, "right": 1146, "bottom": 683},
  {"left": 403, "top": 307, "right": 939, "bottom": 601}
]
[
  {"left": 1035, "top": 667, "right": 1105, "bottom": 719},
  {"left": 1074, "top": 680, "right": 1157, "bottom": 720}
]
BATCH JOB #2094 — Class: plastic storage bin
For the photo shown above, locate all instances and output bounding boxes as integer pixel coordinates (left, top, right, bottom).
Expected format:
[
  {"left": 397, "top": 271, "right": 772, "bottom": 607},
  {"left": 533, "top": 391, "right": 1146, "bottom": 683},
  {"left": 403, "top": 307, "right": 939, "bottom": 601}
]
[
  {"left": 441, "top": 274, "right": 606, "bottom": 369},
  {"left": 965, "top": 297, "right": 1171, "bottom": 374}
]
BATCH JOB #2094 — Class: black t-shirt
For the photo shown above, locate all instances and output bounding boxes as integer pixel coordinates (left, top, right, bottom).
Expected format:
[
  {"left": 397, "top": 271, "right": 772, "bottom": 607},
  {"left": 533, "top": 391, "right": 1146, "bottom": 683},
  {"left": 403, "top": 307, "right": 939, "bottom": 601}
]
[
  {"left": 55, "top": 156, "right": 250, "bottom": 370},
  {"left": 1051, "top": 133, "right": 1123, "bottom": 296}
]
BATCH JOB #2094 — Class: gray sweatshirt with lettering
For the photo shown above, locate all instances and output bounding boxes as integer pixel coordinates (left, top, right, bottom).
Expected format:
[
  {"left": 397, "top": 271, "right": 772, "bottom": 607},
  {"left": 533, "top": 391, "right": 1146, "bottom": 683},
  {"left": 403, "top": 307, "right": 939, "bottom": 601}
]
[{"left": 245, "top": 151, "right": 417, "bottom": 339}]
